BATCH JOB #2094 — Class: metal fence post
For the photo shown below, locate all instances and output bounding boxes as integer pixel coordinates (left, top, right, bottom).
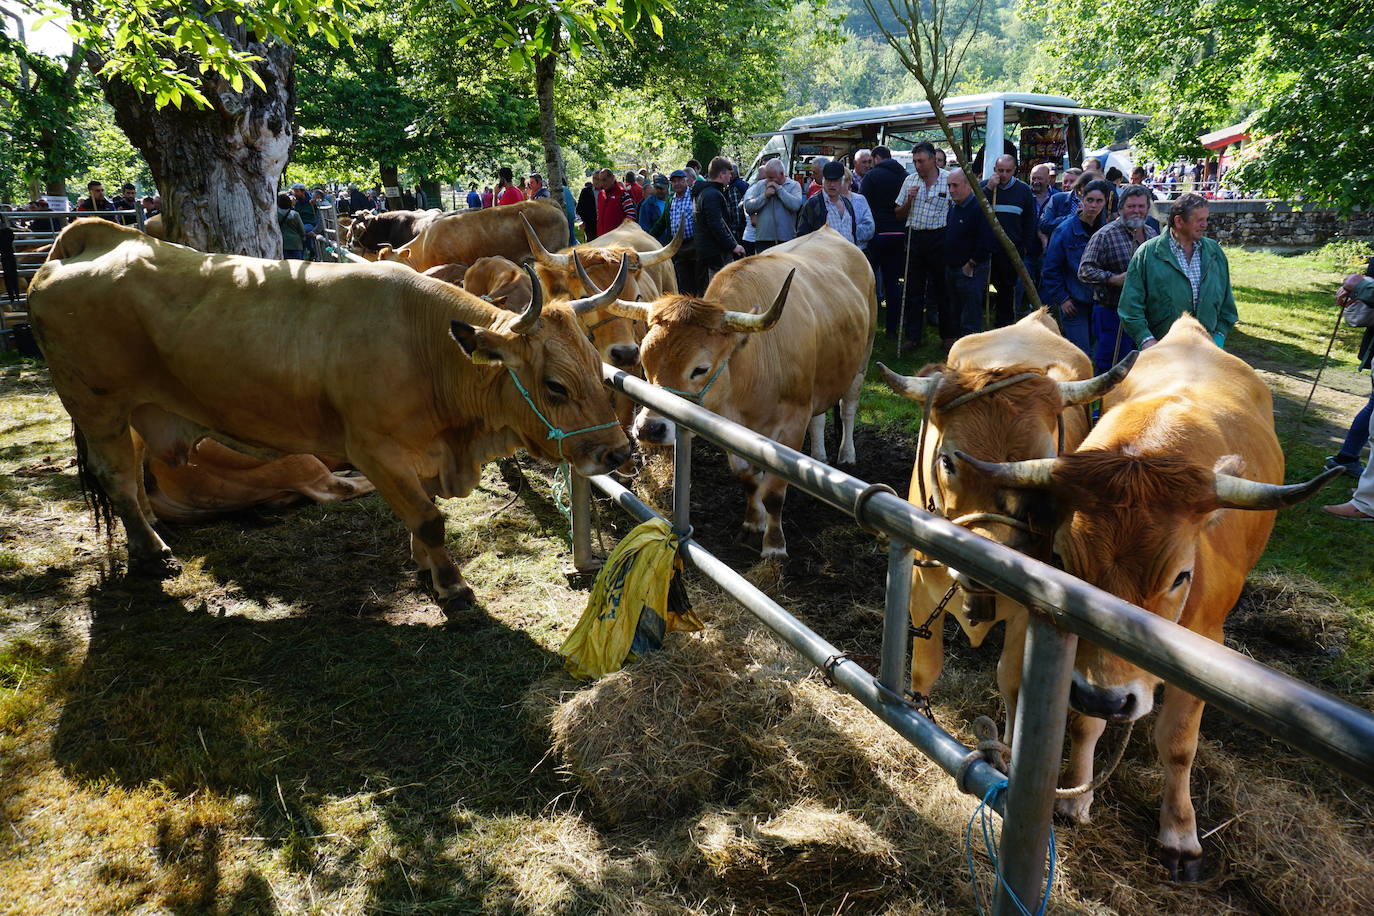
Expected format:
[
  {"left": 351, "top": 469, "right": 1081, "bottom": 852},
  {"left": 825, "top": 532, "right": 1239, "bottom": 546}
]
[
  {"left": 993, "top": 613, "right": 1077, "bottom": 916},
  {"left": 880, "top": 541, "right": 913, "bottom": 695},
  {"left": 673, "top": 425, "right": 692, "bottom": 535},
  {"left": 569, "top": 471, "right": 597, "bottom": 573}
]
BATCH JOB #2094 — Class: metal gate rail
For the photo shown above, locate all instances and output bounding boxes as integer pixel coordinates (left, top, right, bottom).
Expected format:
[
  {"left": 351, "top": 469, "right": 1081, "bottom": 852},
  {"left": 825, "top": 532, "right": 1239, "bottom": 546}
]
[{"left": 569, "top": 366, "right": 1374, "bottom": 915}]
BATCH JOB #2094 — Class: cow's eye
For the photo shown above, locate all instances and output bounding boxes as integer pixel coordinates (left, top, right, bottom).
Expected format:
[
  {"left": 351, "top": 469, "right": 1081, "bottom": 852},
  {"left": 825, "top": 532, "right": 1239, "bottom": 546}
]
[
  {"left": 1171, "top": 570, "right": 1192, "bottom": 590},
  {"left": 544, "top": 379, "right": 569, "bottom": 398},
  {"left": 690, "top": 364, "right": 710, "bottom": 379},
  {"left": 940, "top": 453, "right": 956, "bottom": 476}
]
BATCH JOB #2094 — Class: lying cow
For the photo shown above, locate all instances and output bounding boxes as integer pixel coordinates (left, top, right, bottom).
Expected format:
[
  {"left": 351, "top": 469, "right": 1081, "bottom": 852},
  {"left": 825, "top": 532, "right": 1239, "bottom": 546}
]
[
  {"left": 957, "top": 315, "right": 1338, "bottom": 879},
  {"left": 877, "top": 309, "right": 1134, "bottom": 740},
  {"left": 377, "top": 200, "right": 568, "bottom": 273},
  {"left": 144, "top": 437, "right": 373, "bottom": 523},
  {"left": 347, "top": 208, "right": 442, "bottom": 260},
  {"left": 30, "top": 218, "right": 631, "bottom": 605},
  {"left": 606, "top": 226, "right": 876, "bottom": 557}
]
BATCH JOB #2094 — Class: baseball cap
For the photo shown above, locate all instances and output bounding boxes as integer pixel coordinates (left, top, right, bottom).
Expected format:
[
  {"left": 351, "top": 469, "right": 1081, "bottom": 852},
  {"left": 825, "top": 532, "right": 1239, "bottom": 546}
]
[
  {"left": 669, "top": 169, "right": 688, "bottom": 179},
  {"left": 821, "top": 161, "right": 845, "bottom": 181},
  {"left": 290, "top": 182, "right": 306, "bottom": 190},
  {"left": 652, "top": 174, "right": 669, "bottom": 188}
]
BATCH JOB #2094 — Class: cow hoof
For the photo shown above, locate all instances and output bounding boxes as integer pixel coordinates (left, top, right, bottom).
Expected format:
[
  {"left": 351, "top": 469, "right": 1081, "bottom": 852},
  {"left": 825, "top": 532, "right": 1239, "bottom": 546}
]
[
  {"left": 741, "top": 521, "right": 765, "bottom": 535},
  {"left": 760, "top": 546, "right": 788, "bottom": 560},
  {"left": 437, "top": 582, "right": 476, "bottom": 608},
  {"left": 1160, "top": 848, "right": 1203, "bottom": 882},
  {"left": 1054, "top": 794, "right": 1093, "bottom": 824},
  {"left": 837, "top": 451, "right": 857, "bottom": 466},
  {"left": 129, "top": 553, "right": 181, "bottom": 580}
]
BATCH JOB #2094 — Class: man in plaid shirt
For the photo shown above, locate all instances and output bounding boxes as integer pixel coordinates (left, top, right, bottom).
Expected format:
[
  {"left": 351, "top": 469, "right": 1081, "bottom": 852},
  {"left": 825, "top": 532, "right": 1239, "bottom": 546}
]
[
  {"left": 1078, "top": 184, "right": 1158, "bottom": 372},
  {"left": 893, "top": 141, "right": 950, "bottom": 348}
]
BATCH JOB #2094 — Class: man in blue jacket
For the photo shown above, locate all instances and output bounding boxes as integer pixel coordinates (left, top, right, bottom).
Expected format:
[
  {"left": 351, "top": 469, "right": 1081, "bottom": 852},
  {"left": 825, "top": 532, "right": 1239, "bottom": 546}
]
[
  {"left": 1041, "top": 177, "right": 1113, "bottom": 354},
  {"left": 983, "top": 154, "right": 1037, "bottom": 327},
  {"left": 943, "top": 168, "right": 996, "bottom": 339}
]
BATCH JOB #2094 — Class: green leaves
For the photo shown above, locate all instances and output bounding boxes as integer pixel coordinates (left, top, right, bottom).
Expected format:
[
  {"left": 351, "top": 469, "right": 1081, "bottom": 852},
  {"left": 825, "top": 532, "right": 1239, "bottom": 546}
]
[{"left": 43, "top": 0, "right": 361, "bottom": 109}]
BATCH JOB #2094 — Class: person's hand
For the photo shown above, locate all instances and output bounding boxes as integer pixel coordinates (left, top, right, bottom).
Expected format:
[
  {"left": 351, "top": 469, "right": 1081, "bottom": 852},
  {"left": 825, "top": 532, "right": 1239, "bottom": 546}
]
[
  {"left": 1108, "top": 272, "right": 1126, "bottom": 287},
  {"left": 764, "top": 183, "right": 776, "bottom": 197},
  {"left": 962, "top": 261, "right": 975, "bottom": 278},
  {"left": 907, "top": 185, "right": 919, "bottom": 200},
  {"left": 1060, "top": 299, "right": 1076, "bottom": 317},
  {"left": 732, "top": 244, "right": 745, "bottom": 257}
]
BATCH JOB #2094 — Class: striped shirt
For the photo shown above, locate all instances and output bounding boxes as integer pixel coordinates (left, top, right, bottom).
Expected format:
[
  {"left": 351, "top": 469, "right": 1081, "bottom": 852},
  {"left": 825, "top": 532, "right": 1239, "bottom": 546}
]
[
  {"left": 1167, "top": 231, "right": 1203, "bottom": 306},
  {"left": 669, "top": 191, "right": 694, "bottom": 239},
  {"left": 895, "top": 168, "right": 949, "bottom": 230}
]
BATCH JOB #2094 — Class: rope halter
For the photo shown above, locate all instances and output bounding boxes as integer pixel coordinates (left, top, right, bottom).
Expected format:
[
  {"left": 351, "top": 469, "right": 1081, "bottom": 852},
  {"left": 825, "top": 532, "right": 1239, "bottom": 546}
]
[
  {"left": 659, "top": 355, "right": 730, "bottom": 405},
  {"left": 505, "top": 367, "right": 620, "bottom": 463}
]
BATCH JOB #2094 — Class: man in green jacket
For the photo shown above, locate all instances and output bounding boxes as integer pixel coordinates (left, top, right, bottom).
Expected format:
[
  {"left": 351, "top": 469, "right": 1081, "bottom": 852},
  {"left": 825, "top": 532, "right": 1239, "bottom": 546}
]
[{"left": 1118, "top": 192, "right": 1237, "bottom": 348}]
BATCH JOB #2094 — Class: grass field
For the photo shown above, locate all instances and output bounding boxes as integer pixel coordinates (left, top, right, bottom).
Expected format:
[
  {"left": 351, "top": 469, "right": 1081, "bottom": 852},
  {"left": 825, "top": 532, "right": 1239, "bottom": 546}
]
[{"left": 1, "top": 244, "right": 1372, "bottom": 914}]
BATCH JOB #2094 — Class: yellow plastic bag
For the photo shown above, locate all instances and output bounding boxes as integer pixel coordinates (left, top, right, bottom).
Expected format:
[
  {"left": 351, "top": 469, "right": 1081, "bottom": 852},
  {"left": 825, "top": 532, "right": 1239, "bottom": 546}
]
[{"left": 560, "top": 517, "right": 702, "bottom": 680}]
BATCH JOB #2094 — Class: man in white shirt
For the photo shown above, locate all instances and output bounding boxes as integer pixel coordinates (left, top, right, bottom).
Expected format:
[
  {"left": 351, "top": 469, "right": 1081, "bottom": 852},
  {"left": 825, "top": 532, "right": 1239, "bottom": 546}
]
[{"left": 893, "top": 141, "right": 950, "bottom": 347}]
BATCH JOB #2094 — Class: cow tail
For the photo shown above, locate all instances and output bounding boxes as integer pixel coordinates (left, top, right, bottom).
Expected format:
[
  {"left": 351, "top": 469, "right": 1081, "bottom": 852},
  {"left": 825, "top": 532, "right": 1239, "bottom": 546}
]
[{"left": 73, "top": 424, "right": 116, "bottom": 542}]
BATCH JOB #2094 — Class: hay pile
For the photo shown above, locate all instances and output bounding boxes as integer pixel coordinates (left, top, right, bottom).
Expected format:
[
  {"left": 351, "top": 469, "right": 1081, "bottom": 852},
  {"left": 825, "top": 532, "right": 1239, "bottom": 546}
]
[{"left": 525, "top": 572, "right": 1374, "bottom": 913}]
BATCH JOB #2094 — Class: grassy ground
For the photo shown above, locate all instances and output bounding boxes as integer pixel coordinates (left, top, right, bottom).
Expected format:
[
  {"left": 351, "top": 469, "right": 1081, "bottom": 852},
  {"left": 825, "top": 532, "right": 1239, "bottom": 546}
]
[{"left": 1, "top": 244, "right": 1372, "bottom": 914}]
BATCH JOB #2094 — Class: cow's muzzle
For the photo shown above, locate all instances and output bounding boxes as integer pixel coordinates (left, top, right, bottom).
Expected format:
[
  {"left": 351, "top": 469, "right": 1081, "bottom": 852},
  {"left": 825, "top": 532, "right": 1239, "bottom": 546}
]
[
  {"left": 1069, "top": 674, "right": 1152, "bottom": 722},
  {"left": 608, "top": 344, "right": 640, "bottom": 369}
]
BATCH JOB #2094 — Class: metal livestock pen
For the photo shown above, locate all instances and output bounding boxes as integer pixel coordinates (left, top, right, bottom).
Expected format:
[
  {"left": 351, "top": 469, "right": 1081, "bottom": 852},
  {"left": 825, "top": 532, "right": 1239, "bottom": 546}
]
[{"left": 564, "top": 367, "right": 1374, "bottom": 915}]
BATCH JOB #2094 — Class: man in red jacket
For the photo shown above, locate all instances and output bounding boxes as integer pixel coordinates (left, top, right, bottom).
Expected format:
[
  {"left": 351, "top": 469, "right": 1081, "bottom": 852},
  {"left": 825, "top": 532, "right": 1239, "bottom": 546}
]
[{"left": 594, "top": 168, "right": 637, "bottom": 236}]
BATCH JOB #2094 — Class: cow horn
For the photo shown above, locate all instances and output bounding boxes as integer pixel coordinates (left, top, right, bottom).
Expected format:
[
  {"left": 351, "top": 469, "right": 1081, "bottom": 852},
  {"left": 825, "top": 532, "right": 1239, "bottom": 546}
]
[
  {"left": 573, "top": 250, "right": 601, "bottom": 295},
  {"left": 638, "top": 219, "right": 685, "bottom": 266},
  {"left": 954, "top": 452, "right": 1059, "bottom": 489},
  {"left": 1057, "top": 350, "right": 1138, "bottom": 406},
  {"left": 721, "top": 268, "right": 795, "bottom": 332},
  {"left": 1213, "top": 466, "right": 1344, "bottom": 510},
  {"left": 508, "top": 260, "right": 545, "bottom": 334},
  {"left": 521, "top": 214, "right": 570, "bottom": 267},
  {"left": 607, "top": 299, "right": 651, "bottom": 322},
  {"left": 568, "top": 253, "right": 630, "bottom": 314},
  {"left": 877, "top": 362, "right": 939, "bottom": 403}
]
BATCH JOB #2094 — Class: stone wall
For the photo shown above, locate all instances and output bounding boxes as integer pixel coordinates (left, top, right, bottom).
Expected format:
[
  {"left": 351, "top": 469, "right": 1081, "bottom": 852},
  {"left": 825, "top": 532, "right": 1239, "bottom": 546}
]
[{"left": 1148, "top": 200, "right": 1374, "bottom": 247}]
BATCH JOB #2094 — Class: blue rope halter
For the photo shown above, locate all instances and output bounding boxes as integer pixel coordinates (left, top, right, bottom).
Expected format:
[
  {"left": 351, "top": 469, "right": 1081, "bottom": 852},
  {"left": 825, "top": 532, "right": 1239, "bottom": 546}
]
[{"left": 505, "top": 367, "right": 620, "bottom": 463}]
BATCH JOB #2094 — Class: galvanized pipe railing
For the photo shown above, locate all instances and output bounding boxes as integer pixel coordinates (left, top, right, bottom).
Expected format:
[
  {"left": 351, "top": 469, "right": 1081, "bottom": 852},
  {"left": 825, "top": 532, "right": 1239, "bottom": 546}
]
[
  {"left": 584, "top": 471, "right": 1012, "bottom": 807},
  {"left": 578, "top": 366, "right": 1374, "bottom": 913},
  {"left": 599, "top": 367, "right": 1374, "bottom": 785}
]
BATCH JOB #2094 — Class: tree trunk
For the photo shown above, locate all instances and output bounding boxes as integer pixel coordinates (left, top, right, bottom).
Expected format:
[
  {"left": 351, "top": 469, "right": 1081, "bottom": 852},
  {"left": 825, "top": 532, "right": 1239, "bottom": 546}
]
[
  {"left": 93, "top": 38, "right": 295, "bottom": 257},
  {"left": 535, "top": 46, "right": 566, "bottom": 202},
  {"left": 380, "top": 163, "right": 402, "bottom": 210}
]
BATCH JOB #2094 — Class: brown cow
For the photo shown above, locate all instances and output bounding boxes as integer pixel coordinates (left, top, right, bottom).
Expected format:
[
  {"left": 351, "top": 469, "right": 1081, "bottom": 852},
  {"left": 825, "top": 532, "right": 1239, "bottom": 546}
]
[
  {"left": 347, "top": 208, "right": 442, "bottom": 259},
  {"left": 29, "top": 219, "right": 631, "bottom": 606},
  {"left": 144, "top": 437, "right": 374, "bottom": 523},
  {"left": 957, "top": 315, "right": 1339, "bottom": 879},
  {"left": 606, "top": 227, "right": 876, "bottom": 557},
  {"left": 377, "top": 200, "right": 568, "bottom": 272},
  {"left": 524, "top": 218, "right": 681, "bottom": 369},
  {"left": 455, "top": 257, "right": 533, "bottom": 313},
  {"left": 877, "top": 309, "right": 1134, "bottom": 741}
]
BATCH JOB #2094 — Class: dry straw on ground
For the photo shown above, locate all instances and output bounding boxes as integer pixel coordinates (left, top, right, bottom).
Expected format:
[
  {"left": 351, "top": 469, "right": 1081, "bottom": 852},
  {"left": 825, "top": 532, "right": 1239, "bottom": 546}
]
[{"left": 528, "top": 574, "right": 1374, "bottom": 914}]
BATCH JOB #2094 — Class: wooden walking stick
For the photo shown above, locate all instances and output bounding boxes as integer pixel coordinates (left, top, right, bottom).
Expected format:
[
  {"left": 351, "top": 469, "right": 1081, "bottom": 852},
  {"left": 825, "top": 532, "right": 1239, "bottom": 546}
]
[{"left": 1297, "top": 304, "right": 1348, "bottom": 432}]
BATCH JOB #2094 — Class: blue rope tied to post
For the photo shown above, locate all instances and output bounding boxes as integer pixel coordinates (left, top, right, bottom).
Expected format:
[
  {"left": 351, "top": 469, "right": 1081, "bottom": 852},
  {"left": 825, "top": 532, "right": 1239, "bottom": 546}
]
[{"left": 965, "top": 780, "right": 1057, "bottom": 916}]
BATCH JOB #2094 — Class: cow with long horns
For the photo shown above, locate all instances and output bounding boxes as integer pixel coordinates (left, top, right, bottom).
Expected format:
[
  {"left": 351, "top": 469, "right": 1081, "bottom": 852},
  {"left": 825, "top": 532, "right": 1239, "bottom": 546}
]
[
  {"left": 604, "top": 226, "right": 877, "bottom": 557},
  {"left": 29, "top": 218, "right": 631, "bottom": 606},
  {"left": 523, "top": 216, "right": 683, "bottom": 371},
  {"left": 956, "top": 315, "right": 1339, "bottom": 879},
  {"left": 877, "top": 309, "right": 1136, "bottom": 740}
]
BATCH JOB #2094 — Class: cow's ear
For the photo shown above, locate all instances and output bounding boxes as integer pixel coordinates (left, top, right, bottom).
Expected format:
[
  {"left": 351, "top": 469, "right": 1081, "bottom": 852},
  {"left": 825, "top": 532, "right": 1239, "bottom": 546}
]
[{"left": 450, "top": 320, "right": 507, "bottom": 366}]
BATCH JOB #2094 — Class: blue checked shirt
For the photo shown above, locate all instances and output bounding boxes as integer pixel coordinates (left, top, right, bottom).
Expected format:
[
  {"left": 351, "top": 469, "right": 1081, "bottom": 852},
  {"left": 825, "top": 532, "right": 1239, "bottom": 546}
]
[
  {"left": 1167, "top": 231, "right": 1203, "bottom": 307},
  {"left": 669, "top": 191, "right": 695, "bottom": 239}
]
